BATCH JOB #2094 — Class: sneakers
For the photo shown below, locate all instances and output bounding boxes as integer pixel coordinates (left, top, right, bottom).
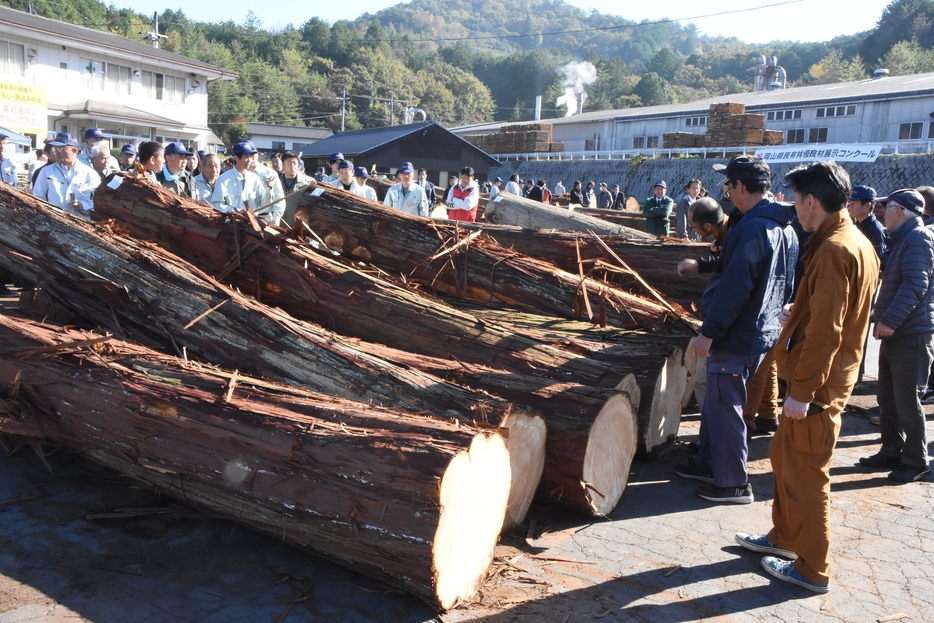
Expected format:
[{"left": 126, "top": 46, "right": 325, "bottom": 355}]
[
  {"left": 696, "top": 483, "right": 753, "bottom": 504},
  {"left": 761, "top": 556, "right": 830, "bottom": 593},
  {"left": 888, "top": 464, "right": 931, "bottom": 483},
  {"left": 858, "top": 452, "right": 901, "bottom": 469},
  {"left": 869, "top": 415, "right": 880, "bottom": 426},
  {"left": 735, "top": 533, "right": 796, "bottom": 559},
  {"left": 674, "top": 460, "right": 714, "bottom": 484},
  {"left": 747, "top": 417, "right": 778, "bottom": 438}
]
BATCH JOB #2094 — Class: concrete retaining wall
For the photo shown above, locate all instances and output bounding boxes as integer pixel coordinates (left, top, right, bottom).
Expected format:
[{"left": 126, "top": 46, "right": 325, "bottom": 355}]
[{"left": 489, "top": 154, "right": 934, "bottom": 200}]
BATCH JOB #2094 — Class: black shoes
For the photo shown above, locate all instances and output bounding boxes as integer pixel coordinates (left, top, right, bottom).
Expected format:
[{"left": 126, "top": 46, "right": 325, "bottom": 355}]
[
  {"left": 674, "top": 460, "right": 714, "bottom": 484},
  {"left": 858, "top": 452, "right": 902, "bottom": 469},
  {"left": 747, "top": 417, "right": 778, "bottom": 438},
  {"left": 888, "top": 464, "right": 931, "bottom": 483}
]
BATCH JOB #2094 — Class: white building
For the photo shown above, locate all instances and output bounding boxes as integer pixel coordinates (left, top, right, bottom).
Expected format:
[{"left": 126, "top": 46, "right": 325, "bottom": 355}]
[
  {"left": 0, "top": 6, "right": 234, "bottom": 153},
  {"left": 244, "top": 123, "right": 333, "bottom": 157},
  {"left": 453, "top": 71, "right": 934, "bottom": 156}
]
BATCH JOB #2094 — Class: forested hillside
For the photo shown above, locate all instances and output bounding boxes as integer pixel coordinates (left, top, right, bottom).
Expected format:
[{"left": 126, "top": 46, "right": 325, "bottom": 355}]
[{"left": 2, "top": 0, "right": 933, "bottom": 146}]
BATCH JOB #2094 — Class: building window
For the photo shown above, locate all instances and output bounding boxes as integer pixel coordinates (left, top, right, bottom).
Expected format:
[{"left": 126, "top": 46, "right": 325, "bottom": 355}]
[
  {"left": 786, "top": 129, "right": 806, "bottom": 144},
  {"left": 816, "top": 105, "right": 856, "bottom": 118},
  {"left": 767, "top": 109, "right": 802, "bottom": 121},
  {"left": 106, "top": 63, "right": 132, "bottom": 95},
  {"left": 632, "top": 137, "right": 645, "bottom": 149},
  {"left": 143, "top": 71, "right": 186, "bottom": 102},
  {"left": 899, "top": 122, "right": 923, "bottom": 140},
  {"left": 81, "top": 58, "right": 103, "bottom": 90},
  {"left": 0, "top": 40, "right": 24, "bottom": 77},
  {"left": 584, "top": 139, "right": 595, "bottom": 151},
  {"left": 809, "top": 127, "right": 828, "bottom": 143},
  {"left": 685, "top": 116, "right": 707, "bottom": 127},
  {"left": 929, "top": 122, "right": 934, "bottom": 139},
  {"left": 271, "top": 141, "right": 286, "bottom": 150},
  {"left": 646, "top": 136, "right": 659, "bottom": 148}
]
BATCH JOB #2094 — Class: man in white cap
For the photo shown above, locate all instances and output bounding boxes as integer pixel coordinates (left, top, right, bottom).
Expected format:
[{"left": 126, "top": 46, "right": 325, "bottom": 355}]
[
  {"left": 210, "top": 140, "right": 266, "bottom": 216},
  {"left": 32, "top": 132, "right": 100, "bottom": 217},
  {"left": 384, "top": 161, "right": 429, "bottom": 217},
  {"left": 642, "top": 180, "right": 674, "bottom": 235}
]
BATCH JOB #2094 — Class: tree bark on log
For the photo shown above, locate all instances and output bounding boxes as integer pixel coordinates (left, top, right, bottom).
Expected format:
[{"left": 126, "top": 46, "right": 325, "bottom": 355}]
[
  {"left": 92, "top": 177, "right": 656, "bottom": 518},
  {"left": 461, "top": 308, "right": 695, "bottom": 455},
  {"left": 482, "top": 192, "right": 648, "bottom": 237},
  {"left": 293, "top": 187, "right": 688, "bottom": 331},
  {"left": 0, "top": 184, "right": 549, "bottom": 525},
  {"left": 573, "top": 208, "right": 676, "bottom": 234},
  {"left": 455, "top": 223, "right": 710, "bottom": 306},
  {"left": 0, "top": 314, "right": 510, "bottom": 610}
]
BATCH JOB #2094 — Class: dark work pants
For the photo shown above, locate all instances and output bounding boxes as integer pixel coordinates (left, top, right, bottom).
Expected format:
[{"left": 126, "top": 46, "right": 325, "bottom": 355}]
[
  {"left": 694, "top": 350, "right": 764, "bottom": 488},
  {"left": 877, "top": 331, "right": 934, "bottom": 467}
]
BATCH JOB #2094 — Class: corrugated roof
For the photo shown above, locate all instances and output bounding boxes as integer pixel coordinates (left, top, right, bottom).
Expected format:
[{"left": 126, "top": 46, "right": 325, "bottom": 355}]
[
  {"left": 0, "top": 6, "right": 235, "bottom": 79},
  {"left": 301, "top": 122, "right": 437, "bottom": 157},
  {"left": 453, "top": 72, "right": 934, "bottom": 134},
  {"left": 302, "top": 121, "right": 500, "bottom": 165},
  {"left": 245, "top": 123, "right": 333, "bottom": 140}
]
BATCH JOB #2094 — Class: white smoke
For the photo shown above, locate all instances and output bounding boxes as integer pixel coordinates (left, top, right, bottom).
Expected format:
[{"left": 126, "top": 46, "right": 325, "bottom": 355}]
[{"left": 555, "top": 61, "right": 597, "bottom": 117}]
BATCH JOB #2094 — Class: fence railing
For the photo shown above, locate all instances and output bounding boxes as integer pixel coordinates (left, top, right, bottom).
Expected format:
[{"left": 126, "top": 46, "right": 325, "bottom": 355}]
[{"left": 490, "top": 140, "right": 934, "bottom": 162}]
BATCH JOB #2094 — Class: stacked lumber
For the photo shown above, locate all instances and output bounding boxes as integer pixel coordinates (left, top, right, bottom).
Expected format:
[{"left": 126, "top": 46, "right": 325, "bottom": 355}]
[
  {"left": 706, "top": 103, "right": 769, "bottom": 147},
  {"left": 662, "top": 132, "right": 705, "bottom": 149},
  {"left": 463, "top": 122, "right": 560, "bottom": 154}
]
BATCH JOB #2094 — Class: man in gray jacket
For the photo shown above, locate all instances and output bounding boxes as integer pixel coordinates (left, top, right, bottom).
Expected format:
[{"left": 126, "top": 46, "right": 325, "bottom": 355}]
[{"left": 860, "top": 188, "right": 934, "bottom": 483}]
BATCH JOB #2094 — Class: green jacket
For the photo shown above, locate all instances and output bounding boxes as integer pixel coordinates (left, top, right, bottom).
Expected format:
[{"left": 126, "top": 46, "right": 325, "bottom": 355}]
[{"left": 641, "top": 195, "right": 675, "bottom": 235}]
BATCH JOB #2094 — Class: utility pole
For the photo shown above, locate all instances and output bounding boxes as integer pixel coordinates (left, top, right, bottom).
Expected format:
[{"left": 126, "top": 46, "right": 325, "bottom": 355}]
[
  {"left": 340, "top": 89, "right": 346, "bottom": 133},
  {"left": 390, "top": 95, "right": 394, "bottom": 126},
  {"left": 144, "top": 12, "right": 168, "bottom": 49}
]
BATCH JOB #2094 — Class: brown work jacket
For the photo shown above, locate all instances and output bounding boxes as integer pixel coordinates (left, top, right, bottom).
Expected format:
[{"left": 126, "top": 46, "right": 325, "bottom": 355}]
[{"left": 775, "top": 209, "right": 880, "bottom": 404}]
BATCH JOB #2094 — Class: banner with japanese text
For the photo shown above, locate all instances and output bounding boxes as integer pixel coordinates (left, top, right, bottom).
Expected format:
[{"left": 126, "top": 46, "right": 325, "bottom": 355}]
[
  {"left": 753, "top": 144, "right": 883, "bottom": 163},
  {"left": 0, "top": 79, "right": 47, "bottom": 136}
]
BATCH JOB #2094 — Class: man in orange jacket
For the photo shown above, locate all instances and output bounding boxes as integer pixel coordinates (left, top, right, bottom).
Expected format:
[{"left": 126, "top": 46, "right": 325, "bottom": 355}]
[{"left": 735, "top": 161, "right": 879, "bottom": 594}]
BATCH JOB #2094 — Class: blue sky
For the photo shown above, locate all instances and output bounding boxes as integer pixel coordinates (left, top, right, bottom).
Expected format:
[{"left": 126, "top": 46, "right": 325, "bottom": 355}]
[{"left": 115, "top": 0, "right": 893, "bottom": 44}]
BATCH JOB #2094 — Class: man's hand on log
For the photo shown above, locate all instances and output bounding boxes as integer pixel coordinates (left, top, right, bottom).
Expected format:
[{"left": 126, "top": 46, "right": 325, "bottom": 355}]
[
  {"left": 782, "top": 396, "right": 808, "bottom": 420},
  {"left": 692, "top": 334, "right": 712, "bottom": 358},
  {"left": 677, "top": 259, "right": 698, "bottom": 277},
  {"left": 873, "top": 322, "right": 894, "bottom": 339}
]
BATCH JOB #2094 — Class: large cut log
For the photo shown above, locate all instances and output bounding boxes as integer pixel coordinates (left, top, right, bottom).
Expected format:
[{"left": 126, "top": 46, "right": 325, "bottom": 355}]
[
  {"left": 366, "top": 176, "right": 393, "bottom": 202},
  {"left": 0, "top": 315, "right": 510, "bottom": 610},
  {"left": 294, "top": 188, "right": 690, "bottom": 331},
  {"left": 0, "top": 184, "right": 546, "bottom": 526},
  {"left": 456, "top": 223, "right": 710, "bottom": 306},
  {"left": 574, "top": 208, "right": 676, "bottom": 234},
  {"left": 460, "top": 308, "right": 692, "bottom": 455},
  {"left": 92, "top": 177, "right": 653, "bottom": 517},
  {"left": 482, "top": 192, "right": 652, "bottom": 238}
]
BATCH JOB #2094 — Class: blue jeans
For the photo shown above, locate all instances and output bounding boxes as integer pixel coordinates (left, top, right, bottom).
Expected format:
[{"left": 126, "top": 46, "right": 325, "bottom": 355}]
[{"left": 694, "top": 350, "right": 764, "bottom": 488}]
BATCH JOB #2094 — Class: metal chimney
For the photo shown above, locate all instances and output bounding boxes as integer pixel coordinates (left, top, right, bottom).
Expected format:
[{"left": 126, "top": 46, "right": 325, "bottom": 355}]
[
  {"left": 576, "top": 92, "right": 584, "bottom": 115},
  {"left": 873, "top": 68, "right": 889, "bottom": 80},
  {"left": 535, "top": 96, "right": 542, "bottom": 121}
]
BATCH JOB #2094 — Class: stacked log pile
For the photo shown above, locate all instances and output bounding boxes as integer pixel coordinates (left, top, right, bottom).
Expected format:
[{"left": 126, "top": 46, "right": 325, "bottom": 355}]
[
  {"left": 0, "top": 174, "right": 702, "bottom": 610},
  {"left": 665, "top": 103, "right": 784, "bottom": 148}
]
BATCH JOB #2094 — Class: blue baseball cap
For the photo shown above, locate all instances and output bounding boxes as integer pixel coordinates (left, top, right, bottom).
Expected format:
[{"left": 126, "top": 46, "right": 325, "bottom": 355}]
[
  {"left": 316, "top": 166, "right": 325, "bottom": 174},
  {"left": 398, "top": 161, "right": 414, "bottom": 174},
  {"left": 84, "top": 127, "right": 104, "bottom": 140},
  {"left": 354, "top": 165, "right": 370, "bottom": 179},
  {"left": 164, "top": 141, "right": 193, "bottom": 156},
  {"left": 120, "top": 144, "right": 137, "bottom": 155},
  {"left": 49, "top": 132, "right": 79, "bottom": 147},
  {"left": 329, "top": 152, "right": 344, "bottom": 163},
  {"left": 197, "top": 149, "right": 208, "bottom": 160},
  {"left": 850, "top": 185, "right": 877, "bottom": 201},
  {"left": 653, "top": 180, "right": 667, "bottom": 189},
  {"left": 494, "top": 177, "right": 502, "bottom": 183},
  {"left": 337, "top": 159, "right": 354, "bottom": 170},
  {"left": 232, "top": 140, "right": 258, "bottom": 155}
]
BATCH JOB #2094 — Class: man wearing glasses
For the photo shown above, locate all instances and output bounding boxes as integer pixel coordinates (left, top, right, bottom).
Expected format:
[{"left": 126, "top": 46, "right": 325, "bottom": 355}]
[{"left": 674, "top": 156, "right": 798, "bottom": 505}]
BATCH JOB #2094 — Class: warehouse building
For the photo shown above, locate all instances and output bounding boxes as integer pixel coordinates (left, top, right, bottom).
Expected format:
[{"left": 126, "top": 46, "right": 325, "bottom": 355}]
[{"left": 452, "top": 71, "right": 934, "bottom": 156}]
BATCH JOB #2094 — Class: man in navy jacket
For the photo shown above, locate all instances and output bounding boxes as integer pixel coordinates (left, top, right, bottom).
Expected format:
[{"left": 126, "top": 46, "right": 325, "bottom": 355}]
[{"left": 676, "top": 156, "right": 799, "bottom": 504}]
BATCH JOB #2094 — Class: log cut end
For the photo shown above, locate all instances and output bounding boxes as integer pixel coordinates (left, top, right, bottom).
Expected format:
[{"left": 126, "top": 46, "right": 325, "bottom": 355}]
[
  {"left": 499, "top": 410, "right": 547, "bottom": 530},
  {"left": 582, "top": 391, "right": 639, "bottom": 516},
  {"left": 643, "top": 348, "right": 688, "bottom": 455},
  {"left": 433, "top": 432, "right": 511, "bottom": 610},
  {"left": 681, "top": 337, "right": 699, "bottom": 409}
]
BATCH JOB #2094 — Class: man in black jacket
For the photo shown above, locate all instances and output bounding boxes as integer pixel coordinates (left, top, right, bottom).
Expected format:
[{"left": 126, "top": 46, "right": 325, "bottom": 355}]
[{"left": 860, "top": 188, "right": 934, "bottom": 483}]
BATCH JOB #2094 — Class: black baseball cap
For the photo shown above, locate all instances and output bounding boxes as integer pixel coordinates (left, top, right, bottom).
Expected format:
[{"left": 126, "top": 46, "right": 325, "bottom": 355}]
[{"left": 713, "top": 156, "right": 771, "bottom": 183}]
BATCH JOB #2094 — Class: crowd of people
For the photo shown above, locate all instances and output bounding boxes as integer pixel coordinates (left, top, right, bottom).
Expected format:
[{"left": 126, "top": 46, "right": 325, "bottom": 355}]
[{"left": 670, "top": 154, "right": 933, "bottom": 596}]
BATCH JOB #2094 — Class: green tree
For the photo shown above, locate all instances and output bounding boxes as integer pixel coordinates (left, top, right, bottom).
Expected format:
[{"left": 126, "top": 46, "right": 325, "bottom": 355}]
[
  {"left": 802, "top": 50, "right": 867, "bottom": 85},
  {"left": 634, "top": 72, "right": 673, "bottom": 106},
  {"left": 882, "top": 37, "right": 934, "bottom": 74},
  {"left": 648, "top": 48, "right": 682, "bottom": 82}
]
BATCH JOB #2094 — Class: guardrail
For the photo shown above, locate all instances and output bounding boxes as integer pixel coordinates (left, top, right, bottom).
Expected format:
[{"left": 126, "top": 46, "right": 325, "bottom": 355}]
[{"left": 491, "top": 140, "right": 934, "bottom": 162}]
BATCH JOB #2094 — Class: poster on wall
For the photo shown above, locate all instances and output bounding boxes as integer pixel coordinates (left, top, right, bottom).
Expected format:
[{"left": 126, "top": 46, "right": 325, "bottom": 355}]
[
  {"left": 0, "top": 79, "right": 47, "bottom": 137},
  {"left": 753, "top": 144, "right": 883, "bottom": 163}
]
